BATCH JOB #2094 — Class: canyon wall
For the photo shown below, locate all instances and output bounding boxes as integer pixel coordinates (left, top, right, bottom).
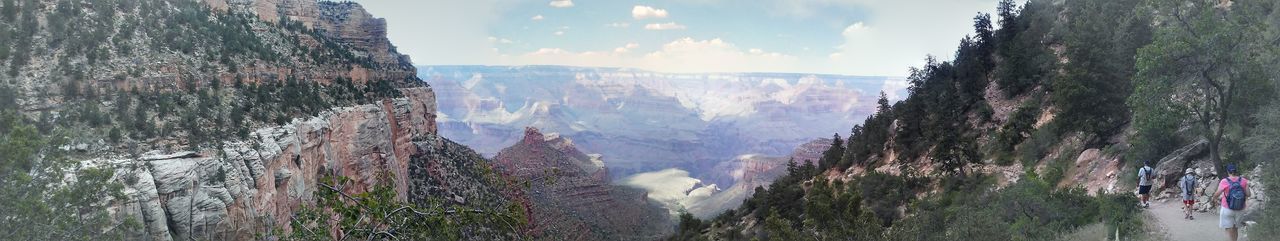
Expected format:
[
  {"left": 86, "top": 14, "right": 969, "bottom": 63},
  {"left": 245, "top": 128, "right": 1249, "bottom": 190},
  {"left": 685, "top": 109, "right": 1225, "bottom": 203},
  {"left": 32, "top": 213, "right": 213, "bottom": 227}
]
[{"left": 101, "top": 88, "right": 437, "bottom": 240}]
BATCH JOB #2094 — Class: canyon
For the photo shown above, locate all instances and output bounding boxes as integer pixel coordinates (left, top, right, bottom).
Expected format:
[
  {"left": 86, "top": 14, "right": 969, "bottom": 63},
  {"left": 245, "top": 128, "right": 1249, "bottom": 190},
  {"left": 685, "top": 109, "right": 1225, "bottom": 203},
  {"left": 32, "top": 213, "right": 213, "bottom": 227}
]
[{"left": 421, "top": 65, "right": 901, "bottom": 186}]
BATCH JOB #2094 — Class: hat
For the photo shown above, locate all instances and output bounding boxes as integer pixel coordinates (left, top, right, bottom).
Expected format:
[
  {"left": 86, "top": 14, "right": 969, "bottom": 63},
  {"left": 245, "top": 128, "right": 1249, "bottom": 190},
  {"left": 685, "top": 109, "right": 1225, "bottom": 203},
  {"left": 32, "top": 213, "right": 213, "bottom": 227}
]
[
  {"left": 1227, "top": 164, "right": 1238, "bottom": 174},
  {"left": 1185, "top": 168, "right": 1195, "bottom": 175}
]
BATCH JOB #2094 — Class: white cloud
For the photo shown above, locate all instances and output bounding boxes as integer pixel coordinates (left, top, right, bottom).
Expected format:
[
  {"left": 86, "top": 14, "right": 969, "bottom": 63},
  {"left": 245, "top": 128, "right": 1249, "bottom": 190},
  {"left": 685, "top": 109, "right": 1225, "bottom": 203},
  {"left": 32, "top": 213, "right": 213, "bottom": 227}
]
[
  {"left": 822, "top": 0, "right": 1000, "bottom": 76},
  {"left": 880, "top": 77, "right": 910, "bottom": 101},
  {"left": 632, "top": 5, "right": 669, "bottom": 19},
  {"left": 487, "top": 36, "right": 514, "bottom": 44},
  {"left": 358, "top": 0, "right": 999, "bottom": 76},
  {"left": 644, "top": 22, "right": 686, "bottom": 30},
  {"left": 549, "top": 0, "right": 573, "bottom": 8},
  {"left": 530, "top": 14, "right": 544, "bottom": 21},
  {"left": 614, "top": 43, "right": 640, "bottom": 53},
  {"left": 530, "top": 48, "right": 570, "bottom": 55},
  {"left": 553, "top": 31, "right": 565, "bottom": 36},
  {"left": 498, "top": 37, "right": 800, "bottom": 73}
]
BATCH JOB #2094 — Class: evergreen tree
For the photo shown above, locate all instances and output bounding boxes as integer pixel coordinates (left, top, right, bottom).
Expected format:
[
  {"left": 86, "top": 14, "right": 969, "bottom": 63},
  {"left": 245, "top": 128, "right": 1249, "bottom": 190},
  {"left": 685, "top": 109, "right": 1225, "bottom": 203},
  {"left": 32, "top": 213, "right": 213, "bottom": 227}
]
[
  {"left": 818, "top": 133, "right": 844, "bottom": 171},
  {"left": 762, "top": 210, "right": 804, "bottom": 241},
  {"left": 1052, "top": 0, "right": 1151, "bottom": 138}
]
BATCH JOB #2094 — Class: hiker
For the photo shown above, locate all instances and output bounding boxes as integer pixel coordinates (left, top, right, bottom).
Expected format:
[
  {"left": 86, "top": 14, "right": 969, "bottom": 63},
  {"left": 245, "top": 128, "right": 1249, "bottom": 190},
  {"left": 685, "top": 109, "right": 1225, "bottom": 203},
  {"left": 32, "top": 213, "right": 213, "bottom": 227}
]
[
  {"left": 1212, "top": 164, "right": 1251, "bottom": 241},
  {"left": 1137, "top": 161, "right": 1155, "bottom": 208},
  {"left": 1180, "top": 168, "right": 1197, "bottom": 220}
]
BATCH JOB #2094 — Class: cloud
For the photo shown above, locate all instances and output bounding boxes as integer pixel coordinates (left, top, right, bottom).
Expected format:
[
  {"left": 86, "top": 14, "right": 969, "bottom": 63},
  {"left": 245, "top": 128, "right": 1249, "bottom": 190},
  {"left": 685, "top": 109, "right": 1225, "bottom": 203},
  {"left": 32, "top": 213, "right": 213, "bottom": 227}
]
[
  {"left": 487, "top": 36, "right": 514, "bottom": 44},
  {"left": 880, "top": 77, "right": 910, "bottom": 101},
  {"left": 497, "top": 37, "right": 799, "bottom": 73},
  {"left": 548, "top": 0, "right": 573, "bottom": 8},
  {"left": 553, "top": 31, "right": 565, "bottom": 36},
  {"left": 530, "top": 14, "right": 544, "bottom": 21},
  {"left": 614, "top": 43, "right": 640, "bottom": 53},
  {"left": 632, "top": 5, "right": 669, "bottom": 19},
  {"left": 644, "top": 22, "right": 686, "bottom": 30},
  {"left": 362, "top": 0, "right": 999, "bottom": 76},
  {"left": 822, "top": 0, "right": 1000, "bottom": 76}
]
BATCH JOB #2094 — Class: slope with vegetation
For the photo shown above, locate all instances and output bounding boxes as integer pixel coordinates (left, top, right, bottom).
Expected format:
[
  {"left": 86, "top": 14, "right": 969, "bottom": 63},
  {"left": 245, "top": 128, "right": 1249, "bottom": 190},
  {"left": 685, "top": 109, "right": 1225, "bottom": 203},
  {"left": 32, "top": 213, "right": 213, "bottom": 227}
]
[
  {"left": 671, "top": 0, "right": 1280, "bottom": 240},
  {"left": 0, "top": 0, "right": 529, "bottom": 240}
]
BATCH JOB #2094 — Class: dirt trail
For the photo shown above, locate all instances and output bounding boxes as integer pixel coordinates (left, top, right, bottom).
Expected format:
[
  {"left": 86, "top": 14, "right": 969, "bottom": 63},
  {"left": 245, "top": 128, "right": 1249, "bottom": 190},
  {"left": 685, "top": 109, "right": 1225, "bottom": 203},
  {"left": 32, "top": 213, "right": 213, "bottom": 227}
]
[{"left": 1147, "top": 200, "right": 1247, "bottom": 241}]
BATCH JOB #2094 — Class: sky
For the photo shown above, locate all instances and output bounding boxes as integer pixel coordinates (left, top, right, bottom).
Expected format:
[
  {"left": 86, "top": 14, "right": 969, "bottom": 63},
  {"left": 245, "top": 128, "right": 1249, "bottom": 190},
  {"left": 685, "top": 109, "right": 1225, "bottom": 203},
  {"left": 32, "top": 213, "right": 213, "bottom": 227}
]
[{"left": 353, "top": 0, "right": 1003, "bottom": 77}]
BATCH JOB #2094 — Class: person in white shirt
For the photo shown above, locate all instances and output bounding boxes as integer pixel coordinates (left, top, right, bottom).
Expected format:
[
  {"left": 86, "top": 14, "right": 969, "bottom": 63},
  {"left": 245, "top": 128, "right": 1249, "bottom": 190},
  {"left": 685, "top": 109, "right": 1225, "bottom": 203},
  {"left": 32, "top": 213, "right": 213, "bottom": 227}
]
[{"left": 1137, "top": 161, "right": 1155, "bottom": 208}]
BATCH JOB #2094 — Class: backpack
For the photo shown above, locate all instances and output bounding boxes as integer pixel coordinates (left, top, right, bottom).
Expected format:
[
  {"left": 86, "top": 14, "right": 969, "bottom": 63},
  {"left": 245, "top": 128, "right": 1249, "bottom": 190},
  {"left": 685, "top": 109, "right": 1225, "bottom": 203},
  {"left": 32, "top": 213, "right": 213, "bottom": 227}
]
[
  {"left": 1226, "top": 177, "right": 1247, "bottom": 210},
  {"left": 1139, "top": 167, "right": 1154, "bottom": 183},
  {"left": 1182, "top": 176, "right": 1196, "bottom": 195}
]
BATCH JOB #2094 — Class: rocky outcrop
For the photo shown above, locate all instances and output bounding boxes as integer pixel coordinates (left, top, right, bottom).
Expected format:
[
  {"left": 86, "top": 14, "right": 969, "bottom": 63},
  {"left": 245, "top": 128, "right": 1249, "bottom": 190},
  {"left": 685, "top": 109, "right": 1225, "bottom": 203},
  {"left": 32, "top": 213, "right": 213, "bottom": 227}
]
[
  {"left": 1148, "top": 140, "right": 1266, "bottom": 215},
  {"left": 314, "top": 2, "right": 411, "bottom": 68},
  {"left": 492, "top": 127, "right": 671, "bottom": 241},
  {"left": 221, "top": 0, "right": 415, "bottom": 72},
  {"left": 104, "top": 87, "right": 438, "bottom": 241}
]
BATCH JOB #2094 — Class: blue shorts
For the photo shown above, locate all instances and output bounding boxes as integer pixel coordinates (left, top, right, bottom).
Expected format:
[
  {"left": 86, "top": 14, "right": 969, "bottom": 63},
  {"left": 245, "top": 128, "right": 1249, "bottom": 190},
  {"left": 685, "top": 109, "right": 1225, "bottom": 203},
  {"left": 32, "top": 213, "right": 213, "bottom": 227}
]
[{"left": 1138, "top": 185, "right": 1152, "bottom": 195}]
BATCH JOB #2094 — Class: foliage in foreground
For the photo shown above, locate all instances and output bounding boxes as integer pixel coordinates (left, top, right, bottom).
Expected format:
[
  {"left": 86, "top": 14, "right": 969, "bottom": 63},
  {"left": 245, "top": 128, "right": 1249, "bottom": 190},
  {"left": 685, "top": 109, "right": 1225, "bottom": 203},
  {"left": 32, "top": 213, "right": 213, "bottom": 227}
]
[
  {"left": 279, "top": 174, "right": 527, "bottom": 240},
  {"left": 671, "top": 167, "right": 1143, "bottom": 241},
  {"left": 0, "top": 86, "right": 140, "bottom": 240}
]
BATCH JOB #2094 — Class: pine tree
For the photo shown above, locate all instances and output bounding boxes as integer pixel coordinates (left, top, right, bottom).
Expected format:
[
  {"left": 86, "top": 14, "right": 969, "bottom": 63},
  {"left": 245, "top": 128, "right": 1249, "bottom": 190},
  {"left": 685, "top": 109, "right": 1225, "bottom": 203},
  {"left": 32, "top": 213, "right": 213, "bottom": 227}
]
[{"left": 818, "top": 134, "right": 845, "bottom": 171}]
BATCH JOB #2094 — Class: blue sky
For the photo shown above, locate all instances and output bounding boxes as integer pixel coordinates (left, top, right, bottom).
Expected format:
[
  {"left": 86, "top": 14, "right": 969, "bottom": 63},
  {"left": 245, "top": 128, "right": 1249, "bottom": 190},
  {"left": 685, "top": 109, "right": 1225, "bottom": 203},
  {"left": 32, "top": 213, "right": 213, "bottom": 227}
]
[{"left": 353, "top": 0, "right": 1003, "bottom": 76}]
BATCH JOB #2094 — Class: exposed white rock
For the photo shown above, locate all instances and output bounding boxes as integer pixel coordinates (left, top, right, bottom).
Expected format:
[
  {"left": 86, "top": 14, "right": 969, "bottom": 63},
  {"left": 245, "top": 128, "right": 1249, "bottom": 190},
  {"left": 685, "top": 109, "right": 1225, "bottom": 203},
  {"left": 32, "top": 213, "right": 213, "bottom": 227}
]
[{"left": 92, "top": 88, "right": 438, "bottom": 240}]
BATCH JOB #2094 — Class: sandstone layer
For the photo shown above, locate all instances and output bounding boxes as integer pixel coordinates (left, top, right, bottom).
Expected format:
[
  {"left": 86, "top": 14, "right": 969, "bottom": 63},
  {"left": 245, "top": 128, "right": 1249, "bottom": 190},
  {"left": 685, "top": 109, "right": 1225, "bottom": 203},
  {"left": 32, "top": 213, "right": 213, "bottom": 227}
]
[{"left": 101, "top": 87, "right": 436, "bottom": 240}]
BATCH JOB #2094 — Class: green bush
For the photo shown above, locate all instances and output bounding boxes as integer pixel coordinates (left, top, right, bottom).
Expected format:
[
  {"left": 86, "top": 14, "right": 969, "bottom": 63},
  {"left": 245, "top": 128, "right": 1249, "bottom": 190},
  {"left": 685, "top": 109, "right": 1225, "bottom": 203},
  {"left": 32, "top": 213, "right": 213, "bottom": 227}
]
[
  {"left": 886, "top": 174, "right": 1140, "bottom": 241},
  {"left": 1018, "top": 123, "right": 1060, "bottom": 166}
]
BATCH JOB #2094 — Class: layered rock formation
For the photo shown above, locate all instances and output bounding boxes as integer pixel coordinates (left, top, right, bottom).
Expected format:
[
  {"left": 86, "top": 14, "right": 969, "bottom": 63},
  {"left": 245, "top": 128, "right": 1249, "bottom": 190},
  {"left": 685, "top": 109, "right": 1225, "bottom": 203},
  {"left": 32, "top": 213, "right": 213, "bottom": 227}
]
[
  {"left": 100, "top": 88, "right": 437, "bottom": 240},
  {"left": 212, "top": 0, "right": 417, "bottom": 83},
  {"left": 492, "top": 127, "right": 671, "bottom": 240},
  {"left": 56, "top": 1, "right": 504, "bottom": 239}
]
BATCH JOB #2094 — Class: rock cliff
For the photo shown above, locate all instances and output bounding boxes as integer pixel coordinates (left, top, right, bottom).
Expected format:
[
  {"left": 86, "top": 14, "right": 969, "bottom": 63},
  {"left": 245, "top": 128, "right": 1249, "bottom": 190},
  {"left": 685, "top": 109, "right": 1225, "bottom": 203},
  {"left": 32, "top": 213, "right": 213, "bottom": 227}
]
[
  {"left": 493, "top": 127, "right": 671, "bottom": 240},
  {"left": 0, "top": 1, "right": 523, "bottom": 240},
  {"left": 99, "top": 87, "right": 437, "bottom": 240}
]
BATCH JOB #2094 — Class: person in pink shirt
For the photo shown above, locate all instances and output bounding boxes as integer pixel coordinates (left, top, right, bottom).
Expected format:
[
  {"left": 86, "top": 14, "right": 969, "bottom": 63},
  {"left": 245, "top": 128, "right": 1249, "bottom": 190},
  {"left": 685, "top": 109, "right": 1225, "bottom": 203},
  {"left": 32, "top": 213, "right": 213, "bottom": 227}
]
[{"left": 1211, "top": 164, "right": 1251, "bottom": 241}]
